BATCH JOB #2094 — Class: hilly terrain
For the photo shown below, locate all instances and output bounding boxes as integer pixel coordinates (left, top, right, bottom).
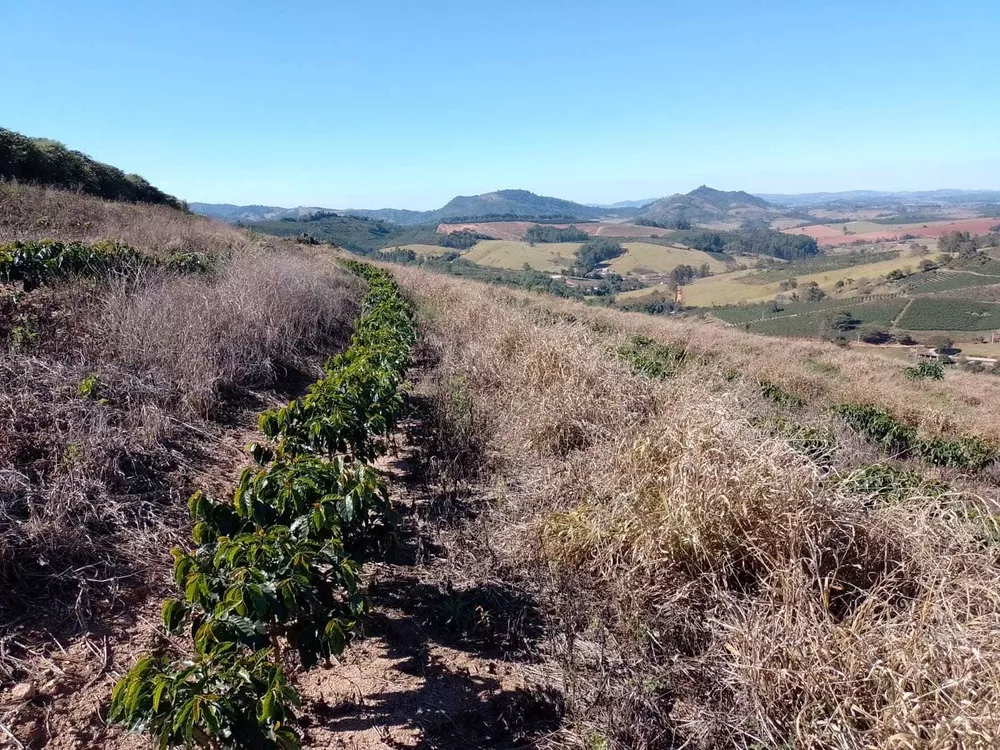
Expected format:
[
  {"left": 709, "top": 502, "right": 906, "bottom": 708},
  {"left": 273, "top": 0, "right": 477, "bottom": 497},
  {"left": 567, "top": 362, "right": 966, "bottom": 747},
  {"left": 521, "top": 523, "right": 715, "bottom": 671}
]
[
  {"left": 636, "top": 185, "right": 779, "bottom": 225},
  {"left": 195, "top": 188, "right": 629, "bottom": 228}
]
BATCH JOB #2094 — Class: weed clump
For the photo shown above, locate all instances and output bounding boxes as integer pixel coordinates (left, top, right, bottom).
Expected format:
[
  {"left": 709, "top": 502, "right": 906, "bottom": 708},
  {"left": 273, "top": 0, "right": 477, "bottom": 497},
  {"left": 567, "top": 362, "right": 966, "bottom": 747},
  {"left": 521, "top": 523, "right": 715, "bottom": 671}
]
[{"left": 616, "top": 334, "right": 686, "bottom": 379}]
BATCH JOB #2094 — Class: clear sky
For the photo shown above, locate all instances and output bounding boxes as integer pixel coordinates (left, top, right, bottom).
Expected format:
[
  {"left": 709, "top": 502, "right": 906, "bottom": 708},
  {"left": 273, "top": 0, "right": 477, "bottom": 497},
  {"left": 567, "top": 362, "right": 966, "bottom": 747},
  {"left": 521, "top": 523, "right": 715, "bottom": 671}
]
[{"left": 2, "top": 0, "right": 998, "bottom": 209}]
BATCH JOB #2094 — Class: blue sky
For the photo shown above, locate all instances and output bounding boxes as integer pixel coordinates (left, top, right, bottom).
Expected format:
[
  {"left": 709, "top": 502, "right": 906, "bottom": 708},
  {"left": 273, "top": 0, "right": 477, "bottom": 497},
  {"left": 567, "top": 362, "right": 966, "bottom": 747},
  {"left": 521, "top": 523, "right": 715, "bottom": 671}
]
[{"left": 2, "top": 0, "right": 998, "bottom": 209}]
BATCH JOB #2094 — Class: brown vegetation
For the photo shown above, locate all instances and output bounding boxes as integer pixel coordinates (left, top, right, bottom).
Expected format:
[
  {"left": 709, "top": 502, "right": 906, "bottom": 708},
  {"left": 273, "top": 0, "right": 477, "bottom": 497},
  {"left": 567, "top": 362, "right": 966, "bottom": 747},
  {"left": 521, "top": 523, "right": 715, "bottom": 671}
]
[
  {"left": 394, "top": 264, "right": 1000, "bottom": 749},
  {"left": 0, "top": 188, "right": 360, "bottom": 692},
  {"left": 0, "top": 181, "right": 247, "bottom": 257}
]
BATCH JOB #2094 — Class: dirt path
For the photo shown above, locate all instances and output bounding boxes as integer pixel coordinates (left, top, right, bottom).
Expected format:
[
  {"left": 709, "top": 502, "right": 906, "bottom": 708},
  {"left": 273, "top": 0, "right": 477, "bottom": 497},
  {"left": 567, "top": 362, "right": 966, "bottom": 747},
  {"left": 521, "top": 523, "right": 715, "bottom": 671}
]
[
  {"left": 891, "top": 297, "right": 915, "bottom": 327},
  {"left": 293, "top": 391, "right": 563, "bottom": 749}
]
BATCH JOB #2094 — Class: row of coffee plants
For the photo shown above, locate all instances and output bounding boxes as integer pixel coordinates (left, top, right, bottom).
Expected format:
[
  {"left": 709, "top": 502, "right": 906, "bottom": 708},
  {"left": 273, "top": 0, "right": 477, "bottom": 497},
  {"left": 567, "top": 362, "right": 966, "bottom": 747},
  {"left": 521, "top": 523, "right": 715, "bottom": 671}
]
[
  {"left": 109, "top": 261, "right": 416, "bottom": 749},
  {"left": 0, "top": 239, "right": 209, "bottom": 289},
  {"left": 834, "top": 403, "right": 998, "bottom": 470}
]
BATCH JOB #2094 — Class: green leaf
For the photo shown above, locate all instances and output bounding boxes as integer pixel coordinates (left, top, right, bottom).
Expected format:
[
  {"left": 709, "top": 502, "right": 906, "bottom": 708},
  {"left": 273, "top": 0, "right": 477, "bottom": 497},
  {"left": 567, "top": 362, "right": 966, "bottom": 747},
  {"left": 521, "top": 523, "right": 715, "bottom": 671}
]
[{"left": 161, "top": 598, "right": 188, "bottom": 634}]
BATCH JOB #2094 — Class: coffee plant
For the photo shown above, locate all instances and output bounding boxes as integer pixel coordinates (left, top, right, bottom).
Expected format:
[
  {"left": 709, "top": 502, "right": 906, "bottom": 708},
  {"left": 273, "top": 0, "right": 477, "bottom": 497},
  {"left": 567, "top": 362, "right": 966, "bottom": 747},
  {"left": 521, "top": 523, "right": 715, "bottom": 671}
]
[
  {"left": 110, "top": 262, "right": 416, "bottom": 748},
  {"left": 903, "top": 362, "right": 944, "bottom": 381},
  {"left": 834, "top": 403, "right": 998, "bottom": 470},
  {"left": 0, "top": 239, "right": 146, "bottom": 289},
  {"left": 0, "top": 240, "right": 212, "bottom": 291}
]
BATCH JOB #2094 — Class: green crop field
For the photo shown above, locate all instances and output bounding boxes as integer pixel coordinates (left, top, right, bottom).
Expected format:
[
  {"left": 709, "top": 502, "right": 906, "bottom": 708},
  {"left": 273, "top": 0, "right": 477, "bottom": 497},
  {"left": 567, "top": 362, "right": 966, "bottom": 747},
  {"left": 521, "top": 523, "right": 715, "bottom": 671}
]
[
  {"left": 713, "top": 296, "right": 905, "bottom": 326},
  {"left": 736, "top": 298, "right": 909, "bottom": 338},
  {"left": 903, "top": 271, "right": 1000, "bottom": 294},
  {"left": 897, "top": 298, "right": 1000, "bottom": 331}
]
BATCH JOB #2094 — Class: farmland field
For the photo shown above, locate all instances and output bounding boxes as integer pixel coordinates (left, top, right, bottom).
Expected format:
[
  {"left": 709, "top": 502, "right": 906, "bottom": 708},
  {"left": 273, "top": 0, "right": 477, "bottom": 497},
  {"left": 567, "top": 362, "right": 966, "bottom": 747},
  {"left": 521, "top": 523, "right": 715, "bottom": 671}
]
[
  {"left": 903, "top": 270, "right": 1000, "bottom": 294},
  {"left": 712, "top": 296, "right": 906, "bottom": 325},
  {"left": 896, "top": 297, "right": 1000, "bottom": 331},
  {"left": 462, "top": 239, "right": 579, "bottom": 271},
  {"left": 785, "top": 217, "right": 999, "bottom": 246},
  {"left": 379, "top": 243, "right": 454, "bottom": 257},
  {"left": 623, "top": 252, "right": 939, "bottom": 307},
  {"left": 744, "top": 298, "right": 909, "bottom": 337},
  {"left": 607, "top": 242, "right": 731, "bottom": 275}
]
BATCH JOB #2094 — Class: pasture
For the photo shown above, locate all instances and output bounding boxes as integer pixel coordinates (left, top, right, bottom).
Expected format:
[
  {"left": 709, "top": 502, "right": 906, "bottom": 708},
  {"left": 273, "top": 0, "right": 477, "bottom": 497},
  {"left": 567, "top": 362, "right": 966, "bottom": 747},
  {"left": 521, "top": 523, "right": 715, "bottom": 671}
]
[
  {"left": 608, "top": 242, "right": 731, "bottom": 275},
  {"left": 624, "top": 252, "right": 939, "bottom": 307},
  {"left": 462, "top": 239, "right": 579, "bottom": 271}
]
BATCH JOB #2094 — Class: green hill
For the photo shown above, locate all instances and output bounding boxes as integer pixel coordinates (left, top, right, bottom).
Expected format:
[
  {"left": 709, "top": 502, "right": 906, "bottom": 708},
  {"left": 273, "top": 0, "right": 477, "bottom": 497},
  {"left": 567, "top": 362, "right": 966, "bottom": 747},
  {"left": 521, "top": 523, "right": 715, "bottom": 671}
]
[
  {"left": 637, "top": 185, "right": 778, "bottom": 225},
  {"left": 0, "top": 126, "right": 185, "bottom": 209}
]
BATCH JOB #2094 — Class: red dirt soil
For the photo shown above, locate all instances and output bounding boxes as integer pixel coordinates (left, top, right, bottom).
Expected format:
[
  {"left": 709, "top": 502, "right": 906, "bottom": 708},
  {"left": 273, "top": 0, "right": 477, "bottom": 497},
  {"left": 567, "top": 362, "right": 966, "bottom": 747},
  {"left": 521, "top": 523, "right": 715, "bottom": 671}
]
[
  {"left": 437, "top": 221, "right": 666, "bottom": 241},
  {"left": 784, "top": 218, "right": 999, "bottom": 247}
]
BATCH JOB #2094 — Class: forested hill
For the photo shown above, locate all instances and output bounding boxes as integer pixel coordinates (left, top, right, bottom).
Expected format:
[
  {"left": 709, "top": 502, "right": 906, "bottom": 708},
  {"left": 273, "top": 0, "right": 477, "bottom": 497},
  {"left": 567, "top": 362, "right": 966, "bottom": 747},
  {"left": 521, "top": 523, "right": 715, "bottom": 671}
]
[
  {"left": 637, "top": 185, "right": 778, "bottom": 224},
  {"left": 199, "top": 189, "right": 626, "bottom": 227},
  {"left": 424, "top": 189, "right": 609, "bottom": 224},
  {"left": 0, "top": 127, "right": 185, "bottom": 209}
]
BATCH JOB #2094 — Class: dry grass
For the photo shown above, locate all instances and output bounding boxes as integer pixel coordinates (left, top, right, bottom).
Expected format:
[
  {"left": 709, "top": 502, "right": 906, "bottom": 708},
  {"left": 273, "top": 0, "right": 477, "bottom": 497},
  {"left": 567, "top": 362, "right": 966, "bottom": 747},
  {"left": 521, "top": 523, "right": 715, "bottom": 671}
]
[
  {"left": 102, "top": 247, "right": 359, "bottom": 415},
  {"left": 0, "top": 191, "right": 361, "bottom": 678},
  {"left": 0, "top": 180, "right": 248, "bottom": 257},
  {"left": 393, "top": 264, "right": 1000, "bottom": 749}
]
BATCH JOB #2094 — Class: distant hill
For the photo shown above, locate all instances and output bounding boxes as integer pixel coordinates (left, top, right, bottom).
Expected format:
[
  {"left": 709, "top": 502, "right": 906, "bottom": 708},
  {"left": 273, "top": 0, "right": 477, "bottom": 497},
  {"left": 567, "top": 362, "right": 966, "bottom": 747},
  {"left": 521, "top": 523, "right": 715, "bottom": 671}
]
[
  {"left": 190, "top": 203, "right": 337, "bottom": 223},
  {"left": 417, "top": 189, "right": 612, "bottom": 225},
  {"left": 196, "top": 189, "right": 623, "bottom": 227},
  {"left": 759, "top": 189, "right": 1000, "bottom": 207},
  {"left": 0, "top": 127, "right": 185, "bottom": 210},
  {"left": 636, "top": 186, "right": 777, "bottom": 224}
]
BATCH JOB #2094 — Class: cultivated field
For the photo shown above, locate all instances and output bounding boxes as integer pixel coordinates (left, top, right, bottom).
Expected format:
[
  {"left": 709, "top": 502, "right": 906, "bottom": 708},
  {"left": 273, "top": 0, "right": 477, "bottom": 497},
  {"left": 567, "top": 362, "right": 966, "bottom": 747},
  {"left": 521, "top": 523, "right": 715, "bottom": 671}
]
[
  {"left": 785, "top": 217, "right": 999, "bottom": 246},
  {"left": 896, "top": 297, "right": 1000, "bottom": 331},
  {"left": 622, "top": 252, "right": 941, "bottom": 307}
]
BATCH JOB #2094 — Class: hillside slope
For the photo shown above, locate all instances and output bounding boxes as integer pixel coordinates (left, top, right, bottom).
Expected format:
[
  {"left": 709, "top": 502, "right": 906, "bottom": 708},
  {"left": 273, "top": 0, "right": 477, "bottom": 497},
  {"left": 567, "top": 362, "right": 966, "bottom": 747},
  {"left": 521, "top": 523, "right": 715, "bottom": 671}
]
[
  {"left": 638, "top": 185, "right": 778, "bottom": 224},
  {"left": 0, "top": 126, "right": 185, "bottom": 209}
]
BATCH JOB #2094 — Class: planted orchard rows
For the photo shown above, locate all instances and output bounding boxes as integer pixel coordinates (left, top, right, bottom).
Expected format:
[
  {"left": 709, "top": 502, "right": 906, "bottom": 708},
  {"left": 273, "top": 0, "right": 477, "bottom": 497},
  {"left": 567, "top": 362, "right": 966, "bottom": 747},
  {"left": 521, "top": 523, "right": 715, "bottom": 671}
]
[{"left": 109, "top": 260, "right": 416, "bottom": 749}]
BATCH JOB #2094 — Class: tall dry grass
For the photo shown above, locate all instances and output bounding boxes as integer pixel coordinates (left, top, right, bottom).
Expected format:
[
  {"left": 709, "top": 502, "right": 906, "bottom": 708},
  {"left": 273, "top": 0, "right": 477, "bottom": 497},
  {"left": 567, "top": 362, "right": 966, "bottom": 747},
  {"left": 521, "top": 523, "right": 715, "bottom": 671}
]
[
  {"left": 0, "top": 180, "right": 247, "bottom": 257},
  {"left": 394, "top": 264, "right": 1000, "bottom": 749},
  {"left": 101, "top": 246, "right": 359, "bottom": 415}
]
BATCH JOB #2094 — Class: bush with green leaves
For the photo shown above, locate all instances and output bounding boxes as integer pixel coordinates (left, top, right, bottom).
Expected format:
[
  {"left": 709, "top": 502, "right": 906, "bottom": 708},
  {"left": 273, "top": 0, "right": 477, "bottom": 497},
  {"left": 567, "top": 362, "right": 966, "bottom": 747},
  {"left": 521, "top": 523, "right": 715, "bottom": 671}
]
[
  {"left": 834, "top": 404, "right": 998, "bottom": 470},
  {"left": 260, "top": 261, "right": 416, "bottom": 460},
  {"left": 109, "top": 645, "right": 299, "bottom": 750},
  {"left": 903, "top": 362, "right": 944, "bottom": 381},
  {"left": 110, "top": 262, "right": 415, "bottom": 749},
  {"left": 0, "top": 239, "right": 146, "bottom": 290}
]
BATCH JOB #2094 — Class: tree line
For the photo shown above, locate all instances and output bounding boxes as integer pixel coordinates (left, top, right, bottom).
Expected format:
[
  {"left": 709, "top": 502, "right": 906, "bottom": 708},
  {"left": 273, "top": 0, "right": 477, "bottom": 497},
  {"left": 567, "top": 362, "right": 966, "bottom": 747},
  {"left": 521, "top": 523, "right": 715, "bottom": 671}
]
[
  {"left": 0, "top": 127, "right": 186, "bottom": 209},
  {"left": 523, "top": 225, "right": 590, "bottom": 243}
]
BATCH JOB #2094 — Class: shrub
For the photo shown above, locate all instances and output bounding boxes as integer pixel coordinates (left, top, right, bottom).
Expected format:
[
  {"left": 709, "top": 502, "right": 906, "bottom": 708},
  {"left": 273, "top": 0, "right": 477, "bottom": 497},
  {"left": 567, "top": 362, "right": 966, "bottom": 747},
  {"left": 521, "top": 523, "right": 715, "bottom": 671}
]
[{"left": 903, "top": 362, "right": 944, "bottom": 381}]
